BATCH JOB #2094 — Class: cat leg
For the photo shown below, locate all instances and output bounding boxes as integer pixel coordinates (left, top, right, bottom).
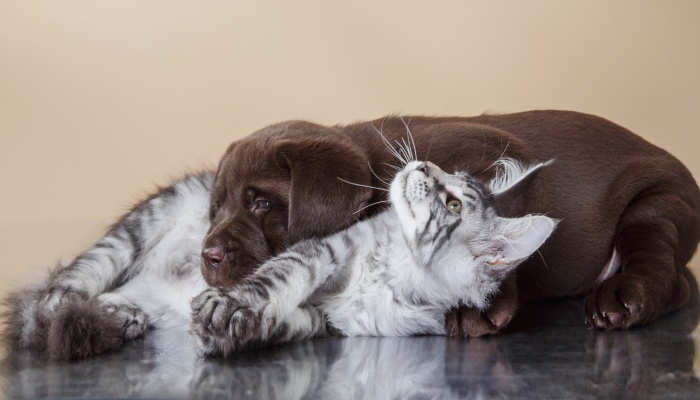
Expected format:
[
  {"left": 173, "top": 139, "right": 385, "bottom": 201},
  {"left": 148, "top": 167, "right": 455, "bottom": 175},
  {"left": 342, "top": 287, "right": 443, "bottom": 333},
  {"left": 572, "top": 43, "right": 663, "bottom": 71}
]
[
  {"left": 40, "top": 213, "right": 163, "bottom": 315},
  {"left": 192, "top": 302, "right": 327, "bottom": 357},
  {"left": 44, "top": 292, "right": 148, "bottom": 360},
  {"left": 585, "top": 190, "right": 699, "bottom": 329},
  {"left": 191, "top": 238, "right": 338, "bottom": 357},
  {"left": 445, "top": 274, "right": 519, "bottom": 337},
  {"left": 39, "top": 173, "right": 212, "bottom": 317},
  {"left": 4, "top": 222, "right": 149, "bottom": 355},
  {"left": 270, "top": 305, "right": 329, "bottom": 344},
  {"left": 2, "top": 173, "right": 211, "bottom": 355}
]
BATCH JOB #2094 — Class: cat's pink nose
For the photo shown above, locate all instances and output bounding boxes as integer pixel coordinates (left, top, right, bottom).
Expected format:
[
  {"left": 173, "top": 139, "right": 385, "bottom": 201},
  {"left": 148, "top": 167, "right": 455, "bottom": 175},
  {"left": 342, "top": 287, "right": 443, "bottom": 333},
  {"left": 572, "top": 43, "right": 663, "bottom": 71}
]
[{"left": 202, "top": 246, "right": 224, "bottom": 270}]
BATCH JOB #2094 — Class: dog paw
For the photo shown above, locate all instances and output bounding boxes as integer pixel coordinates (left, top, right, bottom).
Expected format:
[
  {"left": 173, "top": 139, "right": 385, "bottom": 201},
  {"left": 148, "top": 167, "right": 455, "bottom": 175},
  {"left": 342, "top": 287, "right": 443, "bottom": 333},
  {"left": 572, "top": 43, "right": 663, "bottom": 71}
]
[
  {"left": 585, "top": 274, "right": 656, "bottom": 330},
  {"left": 446, "top": 278, "right": 518, "bottom": 338},
  {"left": 190, "top": 288, "right": 267, "bottom": 356},
  {"left": 445, "top": 304, "right": 515, "bottom": 338}
]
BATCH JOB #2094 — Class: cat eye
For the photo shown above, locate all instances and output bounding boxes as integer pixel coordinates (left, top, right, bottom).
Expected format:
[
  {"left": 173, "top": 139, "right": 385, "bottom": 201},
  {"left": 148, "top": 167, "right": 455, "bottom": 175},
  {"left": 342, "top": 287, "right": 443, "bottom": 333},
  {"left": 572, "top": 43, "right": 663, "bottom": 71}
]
[{"left": 446, "top": 198, "right": 462, "bottom": 214}]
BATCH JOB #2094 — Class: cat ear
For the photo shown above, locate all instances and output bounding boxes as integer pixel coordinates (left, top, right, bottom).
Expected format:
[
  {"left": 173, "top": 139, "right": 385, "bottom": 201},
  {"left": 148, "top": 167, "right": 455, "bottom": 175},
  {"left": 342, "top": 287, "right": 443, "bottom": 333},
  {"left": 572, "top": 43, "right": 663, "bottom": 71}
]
[
  {"left": 488, "top": 158, "right": 553, "bottom": 196},
  {"left": 488, "top": 159, "right": 553, "bottom": 216},
  {"left": 485, "top": 215, "right": 558, "bottom": 269}
]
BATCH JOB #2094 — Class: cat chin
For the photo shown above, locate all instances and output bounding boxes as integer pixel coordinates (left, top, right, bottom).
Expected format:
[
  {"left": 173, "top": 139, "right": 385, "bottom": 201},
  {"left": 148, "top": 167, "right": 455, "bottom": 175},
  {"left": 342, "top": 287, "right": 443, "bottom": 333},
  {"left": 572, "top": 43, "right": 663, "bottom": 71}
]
[{"left": 388, "top": 172, "right": 414, "bottom": 221}]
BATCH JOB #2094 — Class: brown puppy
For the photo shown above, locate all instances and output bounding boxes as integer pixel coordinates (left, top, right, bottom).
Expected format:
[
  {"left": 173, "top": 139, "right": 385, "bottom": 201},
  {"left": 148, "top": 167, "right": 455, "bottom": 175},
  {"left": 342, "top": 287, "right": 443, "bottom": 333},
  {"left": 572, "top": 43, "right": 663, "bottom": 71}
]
[{"left": 202, "top": 110, "right": 700, "bottom": 336}]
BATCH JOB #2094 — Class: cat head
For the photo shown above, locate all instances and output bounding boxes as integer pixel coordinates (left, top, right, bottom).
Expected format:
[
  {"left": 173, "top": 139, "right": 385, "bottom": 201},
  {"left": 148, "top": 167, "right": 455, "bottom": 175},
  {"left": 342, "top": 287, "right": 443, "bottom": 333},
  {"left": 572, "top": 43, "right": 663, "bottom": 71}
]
[{"left": 389, "top": 159, "right": 558, "bottom": 308}]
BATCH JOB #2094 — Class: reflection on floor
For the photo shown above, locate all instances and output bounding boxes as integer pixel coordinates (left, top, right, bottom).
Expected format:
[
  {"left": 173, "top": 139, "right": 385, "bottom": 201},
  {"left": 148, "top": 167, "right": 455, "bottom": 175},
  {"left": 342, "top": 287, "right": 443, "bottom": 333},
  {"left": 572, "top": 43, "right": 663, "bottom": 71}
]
[{"left": 2, "top": 272, "right": 700, "bottom": 399}]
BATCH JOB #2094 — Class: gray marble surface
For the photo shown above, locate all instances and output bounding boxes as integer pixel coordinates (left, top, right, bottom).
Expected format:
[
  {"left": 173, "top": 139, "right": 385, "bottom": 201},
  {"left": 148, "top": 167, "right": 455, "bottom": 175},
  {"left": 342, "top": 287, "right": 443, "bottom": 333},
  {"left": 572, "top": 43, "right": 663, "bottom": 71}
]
[{"left": 2, "top": 276, "right": 700, "bottom": 399}]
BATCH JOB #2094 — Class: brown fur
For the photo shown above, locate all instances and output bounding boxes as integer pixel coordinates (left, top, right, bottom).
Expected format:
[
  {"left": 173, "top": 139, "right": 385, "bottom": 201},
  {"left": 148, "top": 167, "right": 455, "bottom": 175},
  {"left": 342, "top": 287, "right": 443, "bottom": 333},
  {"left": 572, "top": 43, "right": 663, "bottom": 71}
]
[{"left": 203, "top": 110, "right": 700, "bottom": 334}]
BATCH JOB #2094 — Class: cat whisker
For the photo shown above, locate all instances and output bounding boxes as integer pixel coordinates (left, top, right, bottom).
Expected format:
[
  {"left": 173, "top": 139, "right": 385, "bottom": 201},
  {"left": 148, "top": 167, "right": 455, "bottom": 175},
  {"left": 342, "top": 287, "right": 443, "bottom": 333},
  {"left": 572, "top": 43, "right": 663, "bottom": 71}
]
[
  {"left": 353, "top": 200, "right": 391, "bottom": 215},
  {"left": 383, "top": 162, "right": 401, "bottom": 170},
  {"left": 400, "top": 137, "right": 411, "bottom": 160},
  {"left": 498, "top": 141, "right": 511, "bottom": 160},
  {"left": 399, "top": 116, "right": 418, "bottom": 162},
  {"left": 367, "top": 161, "right": 390, "bottom": 186},
  {"left": 372, "top": 124, "right": 408, "bottom": 166},
  {"left": 394, "top": 139, "right": 412, "bottom": 165},
  {"left": 393, "top": 141, "right": 409, "bottom": 165},
  {"left": 536, "top": 249, "right": 550, "bottom": 270},
  {"left": 480, "top": 142, "right": 512, "bottom": 174},
  {"left": 337, "top": 177, "right": 389, "bottom": 192},
  {"left": 373, "top": 125, "right": 404, "bottom": 162},
  {"left": 401, "top": 137, "right": 414, "bottom": 162}
]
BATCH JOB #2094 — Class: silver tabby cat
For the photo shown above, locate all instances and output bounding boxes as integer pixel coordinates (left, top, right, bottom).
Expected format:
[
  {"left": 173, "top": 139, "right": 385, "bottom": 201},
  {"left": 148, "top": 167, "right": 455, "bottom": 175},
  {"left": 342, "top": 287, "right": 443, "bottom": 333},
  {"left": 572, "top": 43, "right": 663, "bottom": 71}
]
[
  {"left": 190, "top": 159, "right": 557, "bottom": 357},
  {"left": 3, "top": 172, "right": 214, "bottom": 360},
  {"left": 3, "top": 146, "right": 555, "bottom": 360}
]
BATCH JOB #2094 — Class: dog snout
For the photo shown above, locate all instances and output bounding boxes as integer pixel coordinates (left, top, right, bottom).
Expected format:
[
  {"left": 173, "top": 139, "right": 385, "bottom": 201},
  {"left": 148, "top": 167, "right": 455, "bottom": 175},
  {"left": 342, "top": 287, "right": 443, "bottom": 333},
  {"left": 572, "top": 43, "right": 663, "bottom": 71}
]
[{"left": 202, "top": 246, "right": 225, "bottom": 270}]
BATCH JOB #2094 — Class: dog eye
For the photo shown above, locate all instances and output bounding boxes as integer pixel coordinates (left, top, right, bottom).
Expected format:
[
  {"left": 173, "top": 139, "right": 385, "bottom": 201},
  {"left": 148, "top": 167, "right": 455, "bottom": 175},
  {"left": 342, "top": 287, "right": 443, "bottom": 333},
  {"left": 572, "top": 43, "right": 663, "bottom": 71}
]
[
  {"left": 254, "top": 198, "right": 271, "bottom": 211},
  {"left": 446, "top": 198, "right": 462, "bottom": 214}
]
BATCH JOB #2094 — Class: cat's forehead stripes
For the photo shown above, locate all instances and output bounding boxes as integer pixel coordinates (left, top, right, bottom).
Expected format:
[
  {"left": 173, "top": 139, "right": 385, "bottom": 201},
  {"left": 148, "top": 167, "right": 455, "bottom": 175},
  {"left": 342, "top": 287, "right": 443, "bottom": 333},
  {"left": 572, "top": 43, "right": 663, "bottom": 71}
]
[
  {"left": 462, "top": 192, "right": 477, "bottom": 202},
  {"left": 442, "top": 172, "right": 490, "bottom": 208},
  {"left": 463, "top": 179, "right": 487, "bottom": 199}
]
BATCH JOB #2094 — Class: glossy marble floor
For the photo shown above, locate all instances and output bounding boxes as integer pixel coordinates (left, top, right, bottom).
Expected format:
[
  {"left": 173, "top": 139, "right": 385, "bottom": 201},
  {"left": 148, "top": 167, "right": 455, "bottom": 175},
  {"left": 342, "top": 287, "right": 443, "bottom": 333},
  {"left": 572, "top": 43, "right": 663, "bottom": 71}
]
[{"left": 2, "top": 272, "right": 700, "bottom": 400}]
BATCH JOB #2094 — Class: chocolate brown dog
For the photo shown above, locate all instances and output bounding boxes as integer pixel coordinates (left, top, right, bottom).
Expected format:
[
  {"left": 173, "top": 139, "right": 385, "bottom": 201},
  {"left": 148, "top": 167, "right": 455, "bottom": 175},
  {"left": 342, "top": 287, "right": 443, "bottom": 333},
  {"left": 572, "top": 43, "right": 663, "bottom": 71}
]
[{"left": 202, "top": 110, "right": 700, "bottom": 336}]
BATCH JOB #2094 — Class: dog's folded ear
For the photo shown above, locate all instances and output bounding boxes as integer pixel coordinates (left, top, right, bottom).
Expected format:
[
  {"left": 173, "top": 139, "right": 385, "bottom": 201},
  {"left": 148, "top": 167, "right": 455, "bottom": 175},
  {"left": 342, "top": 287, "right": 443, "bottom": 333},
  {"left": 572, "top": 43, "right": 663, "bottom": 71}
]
[{"left": 275, "top": 133, "right": 373, "bottom": 244}]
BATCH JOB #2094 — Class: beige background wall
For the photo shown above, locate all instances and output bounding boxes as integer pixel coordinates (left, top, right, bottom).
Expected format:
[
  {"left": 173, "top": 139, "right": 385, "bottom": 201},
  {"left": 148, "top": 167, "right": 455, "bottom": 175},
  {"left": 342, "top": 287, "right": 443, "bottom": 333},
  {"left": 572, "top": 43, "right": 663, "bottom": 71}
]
[{"left": 1, "top": 1, "right": 699, "bottom": 294}]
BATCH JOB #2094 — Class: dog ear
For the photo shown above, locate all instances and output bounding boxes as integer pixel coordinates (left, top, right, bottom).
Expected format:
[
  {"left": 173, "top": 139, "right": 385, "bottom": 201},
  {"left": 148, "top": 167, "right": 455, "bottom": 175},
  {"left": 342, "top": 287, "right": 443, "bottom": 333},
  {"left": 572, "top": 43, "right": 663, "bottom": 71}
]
[{"left": 275, "top": 135, "right": 373, "bottom": 244}]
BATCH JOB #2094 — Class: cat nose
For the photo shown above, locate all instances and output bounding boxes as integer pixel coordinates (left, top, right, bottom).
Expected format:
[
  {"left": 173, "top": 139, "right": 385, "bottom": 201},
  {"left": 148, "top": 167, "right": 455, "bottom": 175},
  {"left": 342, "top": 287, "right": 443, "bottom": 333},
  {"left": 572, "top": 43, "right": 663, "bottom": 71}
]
[
  {"left": 202, "top": 246, "right": 224, "bottom": 270},
  {"left": 417, "top": 163, "right": 430, "bottom": 175}
]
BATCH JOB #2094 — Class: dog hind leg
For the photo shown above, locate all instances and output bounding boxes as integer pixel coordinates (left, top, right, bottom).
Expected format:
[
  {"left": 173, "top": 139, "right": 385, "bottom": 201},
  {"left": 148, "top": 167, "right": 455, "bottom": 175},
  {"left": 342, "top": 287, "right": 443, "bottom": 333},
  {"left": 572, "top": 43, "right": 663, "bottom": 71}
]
[{"left": 585, "top": 189, "right": 700, "bottom": 329}]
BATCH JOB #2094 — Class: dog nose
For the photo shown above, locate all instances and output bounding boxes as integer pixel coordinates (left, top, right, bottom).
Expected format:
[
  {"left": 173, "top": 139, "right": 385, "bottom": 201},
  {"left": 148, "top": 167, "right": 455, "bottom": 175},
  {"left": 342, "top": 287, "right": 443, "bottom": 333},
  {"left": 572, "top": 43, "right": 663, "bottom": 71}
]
[{"left": 202, "top": 246, "right": 224, "bottom": 270}]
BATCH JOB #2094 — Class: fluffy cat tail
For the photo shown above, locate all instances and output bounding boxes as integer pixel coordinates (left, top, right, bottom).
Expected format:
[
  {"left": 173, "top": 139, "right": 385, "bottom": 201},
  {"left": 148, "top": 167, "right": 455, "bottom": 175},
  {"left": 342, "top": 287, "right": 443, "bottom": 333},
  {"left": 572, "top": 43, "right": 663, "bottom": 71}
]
[
  {"left": 2, "top": 290, "right": 128, "bottom": 361},
  {"left": 46, "top": 300, "right": 127, "bottom": 361},
  {"left": 2, "top": 286, "right": 49, "bottom": 354}
]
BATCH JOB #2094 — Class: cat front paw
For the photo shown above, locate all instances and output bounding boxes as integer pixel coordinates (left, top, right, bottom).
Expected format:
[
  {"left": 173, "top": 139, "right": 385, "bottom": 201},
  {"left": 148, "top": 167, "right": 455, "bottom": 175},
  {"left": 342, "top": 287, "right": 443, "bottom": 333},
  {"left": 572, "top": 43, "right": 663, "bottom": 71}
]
[
  {"left": 190, "top": 288, "right": 268, "bottom": 357},
  {"left": 45, "top": 295, "right": 147, "bottom": 360}
]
